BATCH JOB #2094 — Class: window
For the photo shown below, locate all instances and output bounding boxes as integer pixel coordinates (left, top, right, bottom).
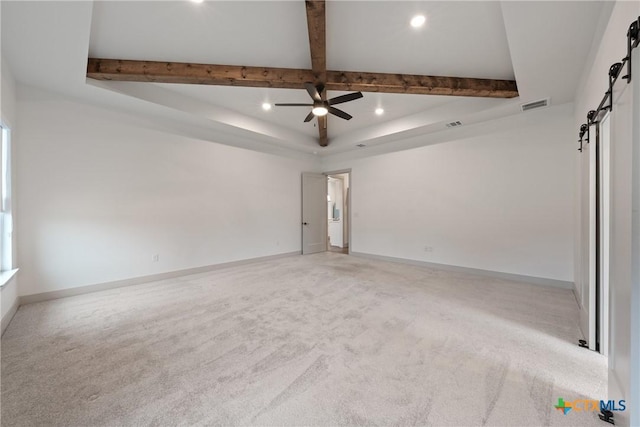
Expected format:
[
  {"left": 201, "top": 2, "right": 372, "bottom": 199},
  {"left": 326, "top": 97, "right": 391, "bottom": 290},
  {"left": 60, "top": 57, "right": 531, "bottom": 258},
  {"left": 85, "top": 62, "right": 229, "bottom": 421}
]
[{"left": 1, "top": 124, "right": 13, "bottom": 272}]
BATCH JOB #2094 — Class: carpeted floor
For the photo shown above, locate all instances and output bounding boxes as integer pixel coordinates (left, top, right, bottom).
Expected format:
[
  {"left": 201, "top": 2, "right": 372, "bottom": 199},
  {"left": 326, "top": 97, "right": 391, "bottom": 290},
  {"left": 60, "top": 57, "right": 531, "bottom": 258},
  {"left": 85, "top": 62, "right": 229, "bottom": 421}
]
[{"left": 1, "top": 253, "right": 607, "bottom": 426}]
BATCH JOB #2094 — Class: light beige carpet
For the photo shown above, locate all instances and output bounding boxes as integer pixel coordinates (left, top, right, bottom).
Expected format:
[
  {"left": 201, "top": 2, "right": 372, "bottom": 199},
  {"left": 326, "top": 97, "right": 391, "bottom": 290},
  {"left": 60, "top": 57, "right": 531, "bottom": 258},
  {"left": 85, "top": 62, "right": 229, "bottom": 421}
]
[{"left": 1, "top": 253, "right": 606, "bottom": 426}]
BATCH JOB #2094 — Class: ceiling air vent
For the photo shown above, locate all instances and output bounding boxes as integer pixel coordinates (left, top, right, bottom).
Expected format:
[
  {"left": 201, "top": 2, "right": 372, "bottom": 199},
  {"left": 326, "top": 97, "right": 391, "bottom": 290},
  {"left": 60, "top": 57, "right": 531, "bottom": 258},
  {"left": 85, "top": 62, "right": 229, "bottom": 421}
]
[
  {"left": 521, "top": 99, "right": 549, "bottom": 112},
  {"left": 445, "top": 120, "right": 463, "bottom": 128},
  {"left": 356, "top": 144, "right": 366, "bottom": 148}
]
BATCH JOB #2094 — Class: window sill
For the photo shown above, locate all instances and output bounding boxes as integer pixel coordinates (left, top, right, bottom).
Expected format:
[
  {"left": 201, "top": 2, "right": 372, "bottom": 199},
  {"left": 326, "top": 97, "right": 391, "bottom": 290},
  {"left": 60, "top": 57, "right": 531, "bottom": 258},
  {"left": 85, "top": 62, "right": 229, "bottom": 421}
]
[{"left": 0, "top": 268, "right": 18, "bottom": 288}]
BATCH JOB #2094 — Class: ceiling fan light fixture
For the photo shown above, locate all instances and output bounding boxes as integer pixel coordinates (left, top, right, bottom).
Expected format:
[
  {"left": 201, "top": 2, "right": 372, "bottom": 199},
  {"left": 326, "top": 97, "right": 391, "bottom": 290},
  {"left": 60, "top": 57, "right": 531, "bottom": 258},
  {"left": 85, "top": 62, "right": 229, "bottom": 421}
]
[
  {"left": 410, "top": 15, "right": 426, "bottom": 28},
  {"left": 312, "top": 106, "right": 329, "bottom": 116}
]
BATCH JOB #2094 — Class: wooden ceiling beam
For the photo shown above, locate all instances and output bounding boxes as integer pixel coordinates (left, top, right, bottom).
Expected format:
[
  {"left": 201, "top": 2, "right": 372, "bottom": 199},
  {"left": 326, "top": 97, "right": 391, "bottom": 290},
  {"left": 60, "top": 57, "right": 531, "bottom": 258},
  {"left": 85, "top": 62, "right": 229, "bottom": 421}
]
[
  {"left": 317, "top": 116, "right": 328, "bottom": 147},
  {"left": 87, "top": 58, "right": 316, "bottom": 89},
  {"left": 305, "top": 0, "right": 326, "bottom": 84},
  {"left": 305, "top": 0, "right": 327, "bottom": 146},
  {"left": 87, "top": 59, "right": 518, "bottom": 99},
  {"left": 326, "top": 71, "right": 519, "bottom": 99}
]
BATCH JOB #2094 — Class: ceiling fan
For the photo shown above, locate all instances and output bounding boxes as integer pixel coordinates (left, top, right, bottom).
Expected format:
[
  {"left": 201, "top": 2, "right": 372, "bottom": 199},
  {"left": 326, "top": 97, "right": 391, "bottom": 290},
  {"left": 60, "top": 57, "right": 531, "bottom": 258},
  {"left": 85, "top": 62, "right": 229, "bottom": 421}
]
[{"left": 275, "top": 82, "right": 363, "bottom": 122}]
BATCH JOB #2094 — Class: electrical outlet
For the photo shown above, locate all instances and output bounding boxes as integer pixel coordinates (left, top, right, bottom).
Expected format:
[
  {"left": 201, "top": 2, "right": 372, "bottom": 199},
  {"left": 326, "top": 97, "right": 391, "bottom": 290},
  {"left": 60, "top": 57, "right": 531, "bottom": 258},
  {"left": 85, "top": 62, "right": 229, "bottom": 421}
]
[{"left": 152, "top": 254, "right": 159, "bottom": 262}]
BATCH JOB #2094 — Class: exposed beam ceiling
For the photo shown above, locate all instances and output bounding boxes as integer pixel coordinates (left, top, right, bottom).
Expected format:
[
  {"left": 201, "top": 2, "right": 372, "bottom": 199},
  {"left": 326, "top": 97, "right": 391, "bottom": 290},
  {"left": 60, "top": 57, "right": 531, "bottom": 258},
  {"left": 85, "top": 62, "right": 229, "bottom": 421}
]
[
  {"left": 85, "top": 0, "right": 519, "bottom": 147},
  {"left": 1, "top": 1, "right": 608, "bottom": 158}
]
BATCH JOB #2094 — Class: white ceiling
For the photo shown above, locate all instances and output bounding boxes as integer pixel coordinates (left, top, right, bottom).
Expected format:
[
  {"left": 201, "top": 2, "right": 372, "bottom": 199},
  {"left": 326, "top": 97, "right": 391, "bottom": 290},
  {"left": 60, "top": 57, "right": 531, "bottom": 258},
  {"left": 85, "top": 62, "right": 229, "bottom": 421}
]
[
  {"left": 1, "top": 1, "right": 608, "bottom": 158},
  {"left": 326, "top": 1, "right": 514, "bottom": 79},
  {"left": 89, "top": 1, "right": 312, "bottom": 68}
]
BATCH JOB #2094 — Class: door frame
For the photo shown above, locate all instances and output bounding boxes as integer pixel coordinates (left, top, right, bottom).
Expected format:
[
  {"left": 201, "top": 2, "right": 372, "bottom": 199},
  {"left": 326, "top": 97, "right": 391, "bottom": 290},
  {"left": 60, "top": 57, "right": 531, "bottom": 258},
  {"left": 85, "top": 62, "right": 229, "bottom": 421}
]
[{"left": 323, "top": 169, "right": 352, "bottom": 255}]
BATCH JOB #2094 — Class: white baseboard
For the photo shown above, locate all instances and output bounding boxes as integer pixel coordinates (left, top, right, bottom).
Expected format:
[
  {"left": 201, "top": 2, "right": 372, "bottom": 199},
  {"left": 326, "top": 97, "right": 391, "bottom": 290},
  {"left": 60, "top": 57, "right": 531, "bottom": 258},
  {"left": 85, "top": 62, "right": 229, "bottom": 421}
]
[
  {"left": 20, "top": 251, "right": 300, "bottom": 306},
  {"left": 16, "top": 250, "right": 573, "bottom": 309},
  {"left": 1, "top": 298, "right": 19, "bottom": 337},
  {"left": 350, "top": 252, "right": 574, "bottom": 289}
]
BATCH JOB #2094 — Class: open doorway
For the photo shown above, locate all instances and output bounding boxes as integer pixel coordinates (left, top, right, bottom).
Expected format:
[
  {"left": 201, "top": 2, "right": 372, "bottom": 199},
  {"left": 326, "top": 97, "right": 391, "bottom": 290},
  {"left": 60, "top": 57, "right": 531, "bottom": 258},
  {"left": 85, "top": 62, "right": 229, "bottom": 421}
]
[{"left": 325, "top": 171, "right": 350, "bottom": 255}]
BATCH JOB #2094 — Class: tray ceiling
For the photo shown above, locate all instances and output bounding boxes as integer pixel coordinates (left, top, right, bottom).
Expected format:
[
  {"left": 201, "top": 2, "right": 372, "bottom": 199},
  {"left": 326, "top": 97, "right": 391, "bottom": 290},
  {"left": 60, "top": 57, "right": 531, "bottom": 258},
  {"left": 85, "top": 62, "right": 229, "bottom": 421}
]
[{"left": 1, "top": 1, "right": 608, "bottom": 157}]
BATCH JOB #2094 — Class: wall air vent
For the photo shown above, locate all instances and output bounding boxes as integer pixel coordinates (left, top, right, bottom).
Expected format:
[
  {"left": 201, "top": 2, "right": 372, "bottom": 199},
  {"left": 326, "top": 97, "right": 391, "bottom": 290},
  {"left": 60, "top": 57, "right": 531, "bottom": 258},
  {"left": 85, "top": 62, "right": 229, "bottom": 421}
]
[
  {"left": 445, "top": 121, "right": 463, "bottom": 128},
  {"left": 521, "top": 98, "right": 549, "bottom": 112}
]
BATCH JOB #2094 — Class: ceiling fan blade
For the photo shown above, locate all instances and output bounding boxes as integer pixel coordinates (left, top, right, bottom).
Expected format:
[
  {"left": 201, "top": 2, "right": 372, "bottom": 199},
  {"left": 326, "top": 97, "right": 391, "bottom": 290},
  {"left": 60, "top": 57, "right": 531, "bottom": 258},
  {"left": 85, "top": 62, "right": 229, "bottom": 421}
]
[
  {"left": 274, "top": 103, "right": 313, "bottom": 107},
  {"left": 328, "top": 92, "right": 363, "bottom": 106},
  {"left": 304, "top": 111, "right": 315, "bottom": 122},
  {"left": 329, "top": 106, "right": 353, "bottom": 121},
  {"left": 304, "top": 82, "right": 322, "bottom": 101}
]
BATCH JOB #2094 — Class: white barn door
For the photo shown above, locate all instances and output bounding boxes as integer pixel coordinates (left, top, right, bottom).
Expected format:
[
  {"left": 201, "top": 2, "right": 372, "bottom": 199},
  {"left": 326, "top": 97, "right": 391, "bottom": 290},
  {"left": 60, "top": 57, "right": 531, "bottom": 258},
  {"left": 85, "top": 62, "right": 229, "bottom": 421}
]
[
  {"left": 608, "top": 50, "right": 639, "bottom": 427},
  {"left": 578, "top": 132, "right": 597, "bottom": 350}
]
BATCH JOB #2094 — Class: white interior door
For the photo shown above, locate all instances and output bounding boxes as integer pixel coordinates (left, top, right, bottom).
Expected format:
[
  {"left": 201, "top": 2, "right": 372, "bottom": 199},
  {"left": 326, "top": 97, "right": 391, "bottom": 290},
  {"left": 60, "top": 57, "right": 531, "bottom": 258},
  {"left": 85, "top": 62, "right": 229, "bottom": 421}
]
[
  {"left": 302, "top": 172, "right": 327, "bottom": 254},
  {"left": 578, "top": 139, "right": 594, "bottom": 345}
]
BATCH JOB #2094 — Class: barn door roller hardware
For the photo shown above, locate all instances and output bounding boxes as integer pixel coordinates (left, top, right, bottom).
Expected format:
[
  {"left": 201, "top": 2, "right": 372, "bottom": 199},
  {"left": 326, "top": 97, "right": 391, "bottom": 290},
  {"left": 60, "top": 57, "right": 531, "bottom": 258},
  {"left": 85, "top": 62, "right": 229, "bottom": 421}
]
[
  {"left": 578, "top": 124, "right": 589, "bottom": 153},
  {"left": 605, "top": 62, "right": 623, "bottom": 113},
  {"left": 622, "top": 18, "right": 639, "bottom": 82},
  {"left": 578, "top": 16, "right": 639, "bottom": 152}
]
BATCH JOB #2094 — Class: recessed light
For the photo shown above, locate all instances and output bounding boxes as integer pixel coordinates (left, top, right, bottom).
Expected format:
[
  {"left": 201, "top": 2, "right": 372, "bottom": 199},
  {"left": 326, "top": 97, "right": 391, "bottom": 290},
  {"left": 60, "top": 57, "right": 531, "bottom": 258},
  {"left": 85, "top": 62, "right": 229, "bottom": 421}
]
[
  {"left": 191, "top": 0, "right": 204, "bottom": 3},
  {"left": 262, "top": 103, "right": 272, "bottom": 111},
  {"left": 375, "top": 108, "right": 384, "bottom": 115},
  {"left": 410, "top": 15, "right": 426, "bottom": 28}
]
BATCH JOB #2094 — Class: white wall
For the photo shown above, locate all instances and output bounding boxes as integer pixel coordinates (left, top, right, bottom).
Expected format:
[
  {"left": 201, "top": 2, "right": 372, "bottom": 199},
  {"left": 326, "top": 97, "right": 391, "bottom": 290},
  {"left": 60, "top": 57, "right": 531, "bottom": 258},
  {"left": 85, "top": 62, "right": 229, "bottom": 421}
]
[
  {"left": 1, "top": 54, "right": 19, "bottom": 331},
  {"left": 322, "top": 103, "right": 576, "bottom": 282},
  {"left": 1, "top": 58, "right": 16, "bottom": 127},
  {"left": 15, "top": 86, "right": 317, "bottom": 297},
  {"left": 573, "top": 4, "right": 640, "bottom": 426}
]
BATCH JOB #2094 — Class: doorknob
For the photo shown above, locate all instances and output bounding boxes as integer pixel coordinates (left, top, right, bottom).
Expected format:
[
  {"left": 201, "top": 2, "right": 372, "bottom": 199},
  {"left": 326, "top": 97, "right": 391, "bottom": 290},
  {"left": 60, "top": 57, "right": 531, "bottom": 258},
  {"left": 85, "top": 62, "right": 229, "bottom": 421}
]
[{"left": 303, "top": 222, "right": 308, "bottom": 225}]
